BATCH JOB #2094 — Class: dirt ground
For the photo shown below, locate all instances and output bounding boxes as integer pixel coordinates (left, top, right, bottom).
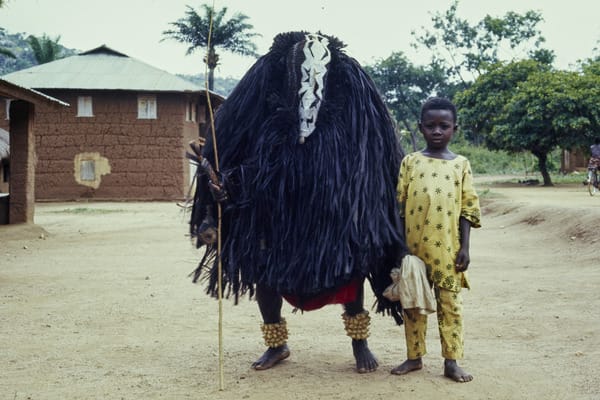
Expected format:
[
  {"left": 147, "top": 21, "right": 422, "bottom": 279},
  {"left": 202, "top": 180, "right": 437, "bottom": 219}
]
[{"left": 1, "top": 178, "right": 599, "bottom": 400}]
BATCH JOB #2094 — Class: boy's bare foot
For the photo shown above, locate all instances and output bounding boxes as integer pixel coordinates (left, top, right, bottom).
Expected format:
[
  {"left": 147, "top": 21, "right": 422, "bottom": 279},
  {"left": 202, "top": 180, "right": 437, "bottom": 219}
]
[
  {"left": 352, "top": 339, "right": 378, "bottom": 373},
  {"left": 251, "top": 345, "right": 290, "bottom": 370},
  {"left": 390, "top": 358, "right": 423, "bottom": 375},
  {"left": 444, "top": 359, "right": 473, "bottom": 382}
]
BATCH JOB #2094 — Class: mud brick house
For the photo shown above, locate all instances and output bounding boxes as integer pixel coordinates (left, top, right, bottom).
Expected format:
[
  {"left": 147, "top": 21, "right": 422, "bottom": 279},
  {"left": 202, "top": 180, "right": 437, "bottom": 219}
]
[
  {"left": 0, "top": 79, "right": 67, "bottom": 224},
  {"left": 2, "top": 45, "right": 224, "bottom": 201},
  {"left": 0, "top": 128, "right": 9, "bottom": 194}
]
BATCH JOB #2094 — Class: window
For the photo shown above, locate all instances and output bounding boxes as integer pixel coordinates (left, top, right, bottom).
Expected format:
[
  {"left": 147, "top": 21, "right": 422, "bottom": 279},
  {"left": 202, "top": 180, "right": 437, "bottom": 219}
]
[
  {"left": 186, "top": 101, "right": 197, "bottom": 122},
  {"left": 80, "top": 160, "right": 96, "bottom": 181},
  {"left": 138, "top": 95, "right": 157, "bottom": 119},
  {"left": 77, "top": 96, "right": 93, "bottom": 117}
]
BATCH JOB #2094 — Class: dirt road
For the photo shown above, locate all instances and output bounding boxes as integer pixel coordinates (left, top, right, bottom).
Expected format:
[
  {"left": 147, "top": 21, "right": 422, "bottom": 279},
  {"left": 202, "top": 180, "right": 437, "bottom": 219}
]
[{"left": 1, "top": 180, "right": 599, "bottom": 399}]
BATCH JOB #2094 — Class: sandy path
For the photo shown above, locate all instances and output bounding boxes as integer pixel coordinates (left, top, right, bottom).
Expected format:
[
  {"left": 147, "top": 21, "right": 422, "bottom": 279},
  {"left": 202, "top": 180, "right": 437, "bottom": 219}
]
[{"left": 1, "top": 181, "right": 599, "bottom": 399}]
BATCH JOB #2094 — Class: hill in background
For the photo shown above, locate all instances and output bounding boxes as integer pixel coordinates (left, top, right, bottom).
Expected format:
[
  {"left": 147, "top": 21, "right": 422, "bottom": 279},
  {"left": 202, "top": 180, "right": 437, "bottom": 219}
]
[{"left": 0, "top": 28, "right": 78, "bottom": 75}]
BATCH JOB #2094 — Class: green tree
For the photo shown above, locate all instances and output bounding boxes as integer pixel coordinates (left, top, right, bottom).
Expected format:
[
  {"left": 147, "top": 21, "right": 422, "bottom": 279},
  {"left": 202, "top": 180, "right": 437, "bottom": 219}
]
[
  {"left": 412, "top": 0, "right": 553, "bottom": 85},
  {"left": 366, "top": 52, "right": 450, "bottom": 151},
  {"left": 163, "top": 4, "right": 259, "bottom": 91},
  {"left": 456, "top": 60, "right": 548, "bottom": 145},
  {"left": 457, "top": 61, "right": 600, "bottom": 186},
  {"left": 0, "top": 0, "right": 16, "bottom": 59},
  {"left": 0, "top": 47, "right": 15, "bottom": 59},
  {"left": 27, "top": 34, "right": 63, "bottom": 64}
]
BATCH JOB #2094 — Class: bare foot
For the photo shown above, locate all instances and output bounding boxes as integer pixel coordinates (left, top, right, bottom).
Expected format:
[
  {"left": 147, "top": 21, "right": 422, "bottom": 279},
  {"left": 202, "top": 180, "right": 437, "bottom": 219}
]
[
  {"left": 352, "top": 339, "right": 378, "bottom": 373},
  {"left": 444, "top": 359, "right": 473, "bottom": 382},
  {"left": 390, "top": 358, "right": 423, "bottom": 375},
  {"left": 251, "top": 345, "right": 290, "bottom": 370}
]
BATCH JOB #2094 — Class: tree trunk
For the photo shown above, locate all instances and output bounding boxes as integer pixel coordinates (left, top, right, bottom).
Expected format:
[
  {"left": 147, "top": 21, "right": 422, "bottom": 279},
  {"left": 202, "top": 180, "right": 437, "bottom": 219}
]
[
  {"left": 208, "top": 68, "right": 215, "bottom": 92},
  {"left": 204, "top": 47, "right": 219, "bottom": 91},
  {"left": 401, "top": 119, "right": 419, "bottom": 152},
  {"left": 533, "top": 150, "right": 553, "bottom": 186}
]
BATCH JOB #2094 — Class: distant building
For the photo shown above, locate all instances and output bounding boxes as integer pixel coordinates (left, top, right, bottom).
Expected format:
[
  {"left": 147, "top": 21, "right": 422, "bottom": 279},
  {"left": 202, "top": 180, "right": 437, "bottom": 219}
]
[
  {"left": 561, "top": 148, "right": 589, "bottom": 173},
  {"left": 1, "top": 45, "right": 224, "bottom": 201}
]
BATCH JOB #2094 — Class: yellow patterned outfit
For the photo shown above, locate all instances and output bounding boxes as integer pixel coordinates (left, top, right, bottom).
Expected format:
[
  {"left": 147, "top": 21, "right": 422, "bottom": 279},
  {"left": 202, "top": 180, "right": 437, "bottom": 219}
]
[{"left": 397, "top": 152, "right": 481, "bottom": 360}]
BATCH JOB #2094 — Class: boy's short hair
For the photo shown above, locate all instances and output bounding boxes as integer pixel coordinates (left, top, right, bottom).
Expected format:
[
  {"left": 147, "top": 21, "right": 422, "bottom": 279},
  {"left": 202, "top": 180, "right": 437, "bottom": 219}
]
[{"left": 420, "top": 97, "right": 457, "bottom": 123}]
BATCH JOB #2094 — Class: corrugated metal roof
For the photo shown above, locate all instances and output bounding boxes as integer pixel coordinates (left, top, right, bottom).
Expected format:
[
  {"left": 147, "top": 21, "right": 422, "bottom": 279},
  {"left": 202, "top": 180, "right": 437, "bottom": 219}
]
[
  {"left": 0, "top": 79, "right": 69, "bottom": 107},
  {"left": 2, "top": 45, "right": 205, "bottom": 93}
]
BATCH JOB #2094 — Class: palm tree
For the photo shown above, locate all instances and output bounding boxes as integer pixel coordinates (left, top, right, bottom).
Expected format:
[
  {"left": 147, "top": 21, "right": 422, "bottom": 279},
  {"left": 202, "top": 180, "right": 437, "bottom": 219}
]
[
  {"left": 0, "top": 47, "right": 15, "bottom": 59},
  {"left": 27, "top": 34, "right": 63, "bottom": 64},
  {"left": 162, "top": 4, "right": 259, "bottom": 90}
]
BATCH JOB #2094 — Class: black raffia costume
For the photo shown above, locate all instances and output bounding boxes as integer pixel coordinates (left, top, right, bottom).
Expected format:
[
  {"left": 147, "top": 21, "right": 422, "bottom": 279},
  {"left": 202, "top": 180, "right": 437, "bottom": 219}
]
[{"left": 190, "top": 31, "right": 407, "bottom": 322}]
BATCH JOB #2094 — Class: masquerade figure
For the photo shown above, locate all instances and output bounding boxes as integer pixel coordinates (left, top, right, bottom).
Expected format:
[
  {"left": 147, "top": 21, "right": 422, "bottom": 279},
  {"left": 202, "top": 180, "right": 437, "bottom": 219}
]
[{"left": 189, "top": 31, "right": 407, "bottom": 373}]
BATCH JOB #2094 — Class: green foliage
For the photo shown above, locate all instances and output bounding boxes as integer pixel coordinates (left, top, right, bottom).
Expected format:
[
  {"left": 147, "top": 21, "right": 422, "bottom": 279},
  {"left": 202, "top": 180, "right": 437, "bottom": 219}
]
[
  {"left": 498, "top": 70, "right": 599, "bottom": 149},
  {"left": 27, "top": 34, "right": 64, "bottom": 64},
  {"left": 366, "top": 52, "right": 450, "bottom": 151},
  {"left": 455, "top": 60, "right": 550, "bottom": 146},
  {"left": 366, "top": 1, "right": 554, "bottom": 154},
  {"left": 0, "top": 28, "right": 77, "bottom": 75},
  {"left": 0, "top": 28, "right": 38, "bottom": 73},
  {"left": 412, "top": 0, "right": 552, "bottom": 84},
  {"left": 580, "top": 58, "right": 600, "bottom": 79},
  {"left": 163, "top": 4, "right": 259, "bottom": 58},
  {"left": 456, "top": 59, "right": 600, "bottom": 185},
  {"left": 450, "top": 144, "right": 568, "bottom": 176},
  {"left": 452, "top": 144, "right": 535, "bottom": 174},
  {"left": 162, "top": 4, "right": 260, "bottom": 90}
]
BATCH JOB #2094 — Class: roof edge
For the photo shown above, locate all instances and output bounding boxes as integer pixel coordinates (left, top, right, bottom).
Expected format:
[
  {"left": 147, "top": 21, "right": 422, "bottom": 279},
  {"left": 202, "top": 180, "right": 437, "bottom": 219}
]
[
  {"left": 79, "top": 45, "right": 129, "bottom": 57},
  {"left": 0, "top": 79, "right": 69, "bottom": 107}
]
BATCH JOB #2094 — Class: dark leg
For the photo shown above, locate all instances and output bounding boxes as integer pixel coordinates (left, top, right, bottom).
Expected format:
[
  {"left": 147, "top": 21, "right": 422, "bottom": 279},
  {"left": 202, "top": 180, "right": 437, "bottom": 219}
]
[
  {"left": 444, "top": 359, "right": 473, "bottom": 382},
  {"left": 343, "top": 284, "right": 378, "bottom": 373},
  {"left": 251, "top": 284, "right": 290, "bottom": 370}
]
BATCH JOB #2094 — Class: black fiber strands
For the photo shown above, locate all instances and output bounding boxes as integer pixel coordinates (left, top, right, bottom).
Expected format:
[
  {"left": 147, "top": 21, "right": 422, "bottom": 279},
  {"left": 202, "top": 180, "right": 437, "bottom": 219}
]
[{"left": 190, "top": 31, "right": 408, "bottom": 320}]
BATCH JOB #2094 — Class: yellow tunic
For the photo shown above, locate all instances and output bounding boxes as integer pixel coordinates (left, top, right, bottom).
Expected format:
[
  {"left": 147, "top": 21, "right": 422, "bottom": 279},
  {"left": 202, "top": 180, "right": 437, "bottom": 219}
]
[{"left": 397, "top": 152, "right": 481, "bottom": 292}]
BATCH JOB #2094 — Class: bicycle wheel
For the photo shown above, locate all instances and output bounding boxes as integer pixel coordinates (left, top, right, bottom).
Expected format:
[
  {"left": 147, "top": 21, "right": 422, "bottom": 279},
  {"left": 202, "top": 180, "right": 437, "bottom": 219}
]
[{"left": 589, "top": 170, "right": 598, "bottom": 196}]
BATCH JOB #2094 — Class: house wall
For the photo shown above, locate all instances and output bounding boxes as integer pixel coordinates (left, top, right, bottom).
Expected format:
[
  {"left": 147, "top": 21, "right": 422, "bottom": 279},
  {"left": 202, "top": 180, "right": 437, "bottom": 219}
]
[
  {"left": 0, "top": 99, "right": 9, "bottom": 130},
  {"left": 0, "top": 160, "right": 7, "bottom": 193},
  {"left": 8, "top": 100, "right": 36, "bottom": 223},
  {"left": 32, "top": 90, "right": 199, "bottom": 201},
  {"left": 0, "top": 100, "right": 8, "bottom": 193}
]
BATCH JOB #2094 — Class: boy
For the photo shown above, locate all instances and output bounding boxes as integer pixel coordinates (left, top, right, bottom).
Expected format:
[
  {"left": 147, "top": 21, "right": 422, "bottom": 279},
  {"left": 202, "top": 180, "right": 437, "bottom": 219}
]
[{"left": 392, "top": 97, "right": 481, "bottom": 382}]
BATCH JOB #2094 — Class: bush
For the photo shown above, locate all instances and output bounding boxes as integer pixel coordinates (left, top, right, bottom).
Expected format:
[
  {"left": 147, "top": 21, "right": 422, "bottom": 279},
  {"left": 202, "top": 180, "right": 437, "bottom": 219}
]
[
  {"left": 399, "top": 130, "right": 565, "bottom": 176},
  {"left": 452, "top": 145, "right": 530, "bottom": 174}
]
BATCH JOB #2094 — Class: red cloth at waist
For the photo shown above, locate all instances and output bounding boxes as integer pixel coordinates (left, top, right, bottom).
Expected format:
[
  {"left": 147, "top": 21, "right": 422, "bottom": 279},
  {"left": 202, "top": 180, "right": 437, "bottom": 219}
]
[{"left": 282, "top": 279, "right": 360, "bottom": 311}]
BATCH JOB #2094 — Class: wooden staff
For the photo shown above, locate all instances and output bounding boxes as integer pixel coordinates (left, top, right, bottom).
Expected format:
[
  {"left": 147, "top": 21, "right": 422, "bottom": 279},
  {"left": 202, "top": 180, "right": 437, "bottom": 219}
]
[{"left": 204, "top": 0, "right": 225, "bottom": 390}]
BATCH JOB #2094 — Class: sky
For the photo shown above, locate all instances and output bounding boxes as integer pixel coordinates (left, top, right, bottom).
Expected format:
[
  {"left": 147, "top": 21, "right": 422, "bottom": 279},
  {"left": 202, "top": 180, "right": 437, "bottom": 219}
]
[{"left": 0, "top": 0, "right": 598, "bottom": 79}]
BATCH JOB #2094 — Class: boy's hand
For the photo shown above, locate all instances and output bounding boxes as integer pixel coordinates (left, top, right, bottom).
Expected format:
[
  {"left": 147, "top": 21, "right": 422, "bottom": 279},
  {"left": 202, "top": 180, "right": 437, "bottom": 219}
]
[{"left": 455, "top": 248, "right": 470, "bottom": 272}]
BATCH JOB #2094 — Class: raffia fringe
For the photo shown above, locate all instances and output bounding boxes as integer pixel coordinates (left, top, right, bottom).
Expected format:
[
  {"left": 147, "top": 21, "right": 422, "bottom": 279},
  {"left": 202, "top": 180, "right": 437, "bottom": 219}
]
[{"left": 342, "top": 311, "right": 370, "bottom": 340}]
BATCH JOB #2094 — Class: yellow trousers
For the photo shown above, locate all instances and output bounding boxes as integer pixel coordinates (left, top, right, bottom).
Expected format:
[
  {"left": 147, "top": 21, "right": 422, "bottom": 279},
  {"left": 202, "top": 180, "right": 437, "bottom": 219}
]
[{"left": 403, "top": 287, "right": 464, "bottom": 360}]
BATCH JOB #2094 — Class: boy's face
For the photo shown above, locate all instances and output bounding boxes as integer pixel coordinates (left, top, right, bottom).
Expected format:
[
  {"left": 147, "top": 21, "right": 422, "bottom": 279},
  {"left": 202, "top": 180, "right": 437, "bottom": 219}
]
[{"left": 419, "top": 109, "right": 457, "bottom": 150}]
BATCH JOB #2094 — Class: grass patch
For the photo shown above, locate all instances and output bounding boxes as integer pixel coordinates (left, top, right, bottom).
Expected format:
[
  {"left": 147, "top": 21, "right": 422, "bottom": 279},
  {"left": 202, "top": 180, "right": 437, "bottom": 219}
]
[{"left": 549, "top": 172, "right": 588, "bottom": 185}]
